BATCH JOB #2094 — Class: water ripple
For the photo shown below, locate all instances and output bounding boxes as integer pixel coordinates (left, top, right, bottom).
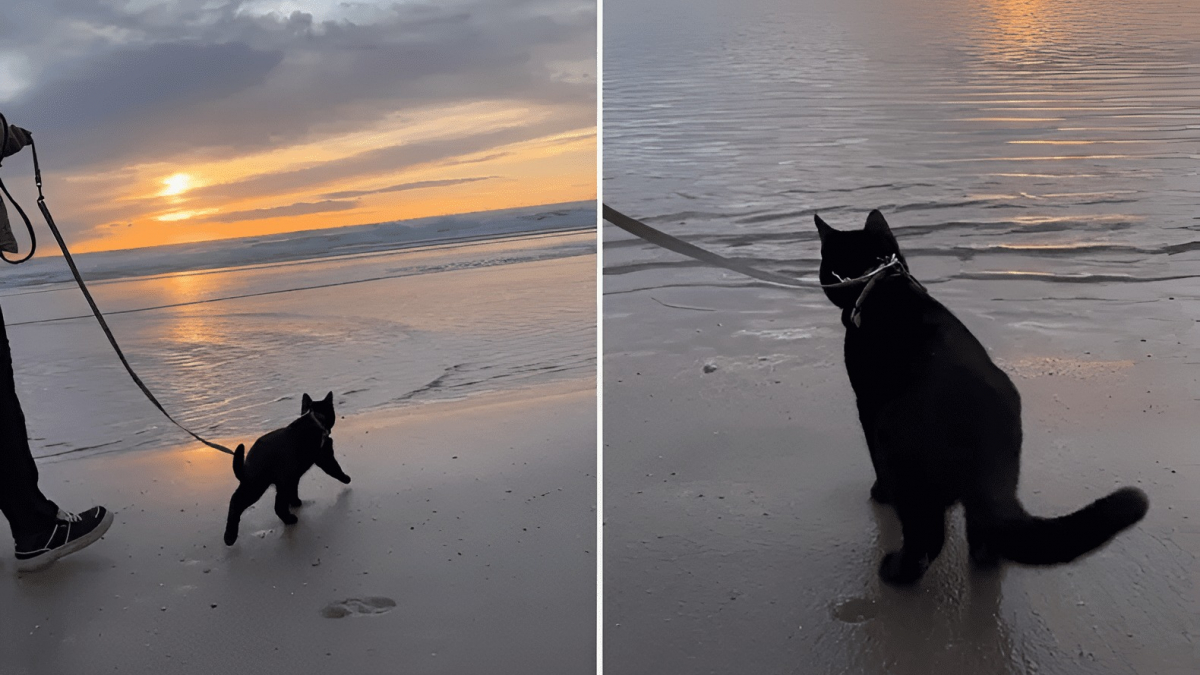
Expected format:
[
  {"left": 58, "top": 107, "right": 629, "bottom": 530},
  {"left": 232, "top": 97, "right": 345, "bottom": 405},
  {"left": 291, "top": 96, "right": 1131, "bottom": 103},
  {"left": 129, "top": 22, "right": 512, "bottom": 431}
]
[{"left": 605, "top": 0, "right": 1200, "bottom": 289}]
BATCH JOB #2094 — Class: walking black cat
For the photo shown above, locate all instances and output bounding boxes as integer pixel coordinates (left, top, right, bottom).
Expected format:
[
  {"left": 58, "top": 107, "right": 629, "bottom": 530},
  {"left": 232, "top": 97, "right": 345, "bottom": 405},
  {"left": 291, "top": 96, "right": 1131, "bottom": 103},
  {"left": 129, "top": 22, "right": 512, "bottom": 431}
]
[
  {"left": 815, "top": 209, "right": 1149, "bottom": 586},
  {"left": 223, "top": 392, "right": 351, "bottom": 545}
]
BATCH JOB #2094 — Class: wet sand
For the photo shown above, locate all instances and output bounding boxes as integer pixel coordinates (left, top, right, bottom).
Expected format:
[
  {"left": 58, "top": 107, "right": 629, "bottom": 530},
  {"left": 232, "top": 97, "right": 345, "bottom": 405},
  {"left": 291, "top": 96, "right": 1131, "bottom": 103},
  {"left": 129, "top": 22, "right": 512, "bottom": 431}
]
[
  {"left": 604, "top": 264, "right": 1199, "bottom": 675},
  {"left": 0, "top": 380, "right": 595, "bottom": 674}
]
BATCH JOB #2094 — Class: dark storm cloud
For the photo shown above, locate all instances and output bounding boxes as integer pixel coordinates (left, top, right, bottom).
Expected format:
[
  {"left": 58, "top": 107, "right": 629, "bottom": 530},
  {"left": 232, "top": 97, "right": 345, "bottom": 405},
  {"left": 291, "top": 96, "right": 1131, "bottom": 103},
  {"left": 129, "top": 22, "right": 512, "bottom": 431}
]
[
  {"left": 13, "top": 41, "right": 284, "bottom": 134},
  {"left": 322, "top": 176, "right": 494, "bottom": 200},
  {"left": 206, "top": 198, "right": 359, "bottom": 222},
  {"left": 0, "top": 0, "right": 596, "bottom": 170}
]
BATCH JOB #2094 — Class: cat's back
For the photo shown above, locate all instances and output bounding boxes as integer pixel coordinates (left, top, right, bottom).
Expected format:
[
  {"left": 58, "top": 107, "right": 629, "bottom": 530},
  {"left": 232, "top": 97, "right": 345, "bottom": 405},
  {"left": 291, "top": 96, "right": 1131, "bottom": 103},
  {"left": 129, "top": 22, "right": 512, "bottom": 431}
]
[
  {"left": 242, "top": 426, "right": 296, "bottom": 473},
  {"left": 905, "top": 293, "right": 1022, "bottom": 432},
  {"left": 852, "top": 283, "right": 1019, "bottom": 408},
  {"left": 927, "top": 296, "right": 1013, "bottom": 381}
]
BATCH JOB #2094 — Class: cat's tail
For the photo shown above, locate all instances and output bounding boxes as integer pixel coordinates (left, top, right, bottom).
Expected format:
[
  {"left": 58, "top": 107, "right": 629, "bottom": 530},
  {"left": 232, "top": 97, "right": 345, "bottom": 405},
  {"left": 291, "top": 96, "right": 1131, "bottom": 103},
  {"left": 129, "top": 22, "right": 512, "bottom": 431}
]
[
  {"left": 232, "top": 444, "right": 246, "bottom": 482},
  {"left": 991, "top": 487, "right": 1149, "bottom": 565}
]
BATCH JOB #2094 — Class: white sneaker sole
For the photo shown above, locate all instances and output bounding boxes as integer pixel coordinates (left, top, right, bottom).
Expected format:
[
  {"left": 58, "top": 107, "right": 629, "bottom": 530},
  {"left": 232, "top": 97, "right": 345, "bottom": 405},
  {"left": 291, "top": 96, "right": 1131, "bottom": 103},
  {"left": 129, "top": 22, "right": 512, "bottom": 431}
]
[{"left": 16, "top": 510, "right": 115, "bottom": 573}]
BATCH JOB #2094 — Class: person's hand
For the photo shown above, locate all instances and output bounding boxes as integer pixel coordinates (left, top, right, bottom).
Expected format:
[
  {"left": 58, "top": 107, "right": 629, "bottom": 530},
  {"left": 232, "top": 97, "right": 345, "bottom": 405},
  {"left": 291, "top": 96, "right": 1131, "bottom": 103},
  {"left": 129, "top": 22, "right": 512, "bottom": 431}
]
[{"left": 2, "top": 124, "right": 32, "bottom": 159}]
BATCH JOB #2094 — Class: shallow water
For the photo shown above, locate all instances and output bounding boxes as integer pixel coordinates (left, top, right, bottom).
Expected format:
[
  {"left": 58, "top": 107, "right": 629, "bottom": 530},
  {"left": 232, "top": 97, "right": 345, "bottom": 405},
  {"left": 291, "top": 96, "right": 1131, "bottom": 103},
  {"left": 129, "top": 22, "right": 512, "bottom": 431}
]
[
  {"left": 3, "top": 219, "right": 594, "bottom": 460},
  {"left": 604, "top": 0, "right": 1200, "bottom": 286}
]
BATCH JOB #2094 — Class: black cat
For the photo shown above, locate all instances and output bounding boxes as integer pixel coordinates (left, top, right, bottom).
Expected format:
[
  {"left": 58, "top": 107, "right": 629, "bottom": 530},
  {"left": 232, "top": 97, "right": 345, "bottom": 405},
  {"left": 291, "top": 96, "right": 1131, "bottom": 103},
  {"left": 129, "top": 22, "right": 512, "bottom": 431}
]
[
  {"left": 223, "top": 392, "right": 351, "bottom": 545},
  {"left": 814, "top": 209, "right": 1148, "bottom": 585}
]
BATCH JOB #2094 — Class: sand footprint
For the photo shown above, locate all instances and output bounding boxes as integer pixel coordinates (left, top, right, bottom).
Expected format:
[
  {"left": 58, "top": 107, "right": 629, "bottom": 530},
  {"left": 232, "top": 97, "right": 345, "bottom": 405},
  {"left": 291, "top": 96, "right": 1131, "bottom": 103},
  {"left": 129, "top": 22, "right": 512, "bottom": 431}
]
[
  {"left": 320, "top": 596, "right": 397, "bottom": 619},
  {"left": 831, "top": 597, "right": 879, "bottom": 624}
]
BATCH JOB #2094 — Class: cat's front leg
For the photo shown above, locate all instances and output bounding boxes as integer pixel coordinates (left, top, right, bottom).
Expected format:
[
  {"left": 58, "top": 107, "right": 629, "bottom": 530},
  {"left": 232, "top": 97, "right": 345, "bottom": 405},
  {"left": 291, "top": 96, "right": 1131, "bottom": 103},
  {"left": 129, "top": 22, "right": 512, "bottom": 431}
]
[
  {"left": 315, "top": 451, "right": 351, "bottom": 484},
  {"left": 856, "top": 400, "right": 893, "bottom": 504}
]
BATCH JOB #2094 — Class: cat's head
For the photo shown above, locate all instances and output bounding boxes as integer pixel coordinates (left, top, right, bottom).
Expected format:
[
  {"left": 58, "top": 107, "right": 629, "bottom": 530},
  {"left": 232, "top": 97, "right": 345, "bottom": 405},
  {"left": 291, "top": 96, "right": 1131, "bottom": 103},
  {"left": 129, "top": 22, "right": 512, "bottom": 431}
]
[
  {"left": 301, "top": 391, "right": 336, "bottom": 431},
  {"left": 814, "top": 209, "right": 906, "bottom": 309}
]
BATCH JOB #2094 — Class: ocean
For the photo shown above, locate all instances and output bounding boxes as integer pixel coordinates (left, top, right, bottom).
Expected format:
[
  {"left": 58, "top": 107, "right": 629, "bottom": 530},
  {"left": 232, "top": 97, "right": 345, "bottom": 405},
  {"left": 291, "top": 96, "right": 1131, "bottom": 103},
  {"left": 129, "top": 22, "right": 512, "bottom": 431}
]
[
  {"left": 604, "top": 0, "right": 1200, "bottom": 292},
  {"left": 0, "top": 202, "right": 595, "bottom": 460}
]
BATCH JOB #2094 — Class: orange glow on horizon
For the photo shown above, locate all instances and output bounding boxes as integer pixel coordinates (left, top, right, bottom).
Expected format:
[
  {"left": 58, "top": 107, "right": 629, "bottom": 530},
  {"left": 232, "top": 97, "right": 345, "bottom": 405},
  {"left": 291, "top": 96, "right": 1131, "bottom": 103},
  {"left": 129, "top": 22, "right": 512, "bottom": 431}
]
[{"left": 54, "top": 101, "right": 596, "bottom": 254}]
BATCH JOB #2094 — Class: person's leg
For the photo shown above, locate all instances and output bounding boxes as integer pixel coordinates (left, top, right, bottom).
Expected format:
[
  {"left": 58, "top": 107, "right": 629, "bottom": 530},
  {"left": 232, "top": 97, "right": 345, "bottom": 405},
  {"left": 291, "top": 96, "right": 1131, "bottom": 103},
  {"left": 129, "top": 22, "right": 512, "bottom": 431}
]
[
  {"left": 0, "top": 303, "right": 113, "bottom": 572},
  {"left": 0, "top": 303, "right": 60, "bottom": 543}
]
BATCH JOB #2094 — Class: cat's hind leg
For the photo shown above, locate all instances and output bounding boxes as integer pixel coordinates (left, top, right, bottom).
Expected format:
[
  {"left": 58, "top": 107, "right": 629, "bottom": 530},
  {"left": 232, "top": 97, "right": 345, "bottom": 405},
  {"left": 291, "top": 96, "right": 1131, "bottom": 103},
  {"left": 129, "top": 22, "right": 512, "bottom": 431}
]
[
  {"left": 274, "top": 482, "right": 300, "bottom": 525},
  {"left": 224, "top": 479, "right": 270, "bottom": 545},
  {"left": 964, "top": 449, "right": 1022, "bottom": 568},
  {"left": 869, "top": 470, "right": 893, "bottom": 505},
  {"left": 879, "top": 499, "right": 946, "bottom": 585},
  {"left": 965, "top": 507, "right": 1000, "bottom": 568}
]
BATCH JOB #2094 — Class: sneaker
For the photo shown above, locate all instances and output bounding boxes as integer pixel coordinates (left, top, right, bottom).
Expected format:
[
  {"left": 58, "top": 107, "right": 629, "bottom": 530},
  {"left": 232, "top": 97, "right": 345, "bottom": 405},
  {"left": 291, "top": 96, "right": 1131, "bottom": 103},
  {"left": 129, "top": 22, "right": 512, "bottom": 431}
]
[{"left": 14, "top": 506, "right": 114, "bottom": 573}]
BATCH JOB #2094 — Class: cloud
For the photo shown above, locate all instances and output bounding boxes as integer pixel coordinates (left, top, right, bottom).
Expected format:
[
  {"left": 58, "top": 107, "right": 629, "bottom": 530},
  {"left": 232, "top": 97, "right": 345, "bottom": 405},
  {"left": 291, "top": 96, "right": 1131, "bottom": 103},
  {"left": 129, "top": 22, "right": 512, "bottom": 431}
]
[
  {"left": 205, "top": 198, "right": 359, "bottom": 222},
  {"left": 321, "top": 176, "right": 494, "bottom": 200},
  {"left": 185, "top": 118, "right": 586, "bottom": 204},
  {"left": 0, "top": 0, "right": 595, "bottom": 250},
  {"left": 2, "top": 0, "right": 596, "bottom": 171},
  {"left": 10, "top": 42, "right": 283, "bottom": 137}
]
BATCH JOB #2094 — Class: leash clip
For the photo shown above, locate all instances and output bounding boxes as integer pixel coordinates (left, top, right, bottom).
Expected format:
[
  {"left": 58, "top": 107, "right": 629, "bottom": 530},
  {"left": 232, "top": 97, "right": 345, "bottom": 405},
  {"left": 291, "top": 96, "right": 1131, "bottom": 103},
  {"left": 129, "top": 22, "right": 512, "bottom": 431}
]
[{"left": 845, "top": 254, "right": 904, "bottom": 327}]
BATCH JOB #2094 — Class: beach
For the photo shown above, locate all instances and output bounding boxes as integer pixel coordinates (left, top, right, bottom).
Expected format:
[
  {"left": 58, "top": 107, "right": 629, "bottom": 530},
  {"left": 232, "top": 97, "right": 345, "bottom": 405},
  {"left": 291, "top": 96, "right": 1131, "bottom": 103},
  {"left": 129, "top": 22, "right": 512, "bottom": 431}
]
[
  {"left": 0, "top": 204, "right": 597, "bottom": 672},
  {"left": 603, "top": 261, "right": 1199, "bottom": 675},
  {"left": 1, "top": 204, "right": 595, "bottom": 460},
  {"left": 1, "top": 381, "right": 595, "bottom": 674}
]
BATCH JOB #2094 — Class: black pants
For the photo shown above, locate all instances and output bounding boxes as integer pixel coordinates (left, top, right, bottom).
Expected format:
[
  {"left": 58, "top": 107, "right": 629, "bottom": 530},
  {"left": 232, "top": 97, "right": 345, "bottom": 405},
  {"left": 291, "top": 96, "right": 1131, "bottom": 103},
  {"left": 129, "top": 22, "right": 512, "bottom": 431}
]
[{"left": 0, "top": 304, "right": 59, "bottom": 544}]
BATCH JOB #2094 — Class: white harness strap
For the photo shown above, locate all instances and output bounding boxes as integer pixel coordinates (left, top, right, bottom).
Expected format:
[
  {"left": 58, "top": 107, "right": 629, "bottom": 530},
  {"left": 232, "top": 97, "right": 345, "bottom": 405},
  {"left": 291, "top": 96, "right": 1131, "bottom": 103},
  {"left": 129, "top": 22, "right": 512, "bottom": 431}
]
[
  {"left": 820, "top": 255, "right": 903, "bottom": 289},
  {"left": 305, "top": 409, "right": 331, "bottom": 442},
  {"left": 819, "top": 255, "right": 921, "bottom": 327}
]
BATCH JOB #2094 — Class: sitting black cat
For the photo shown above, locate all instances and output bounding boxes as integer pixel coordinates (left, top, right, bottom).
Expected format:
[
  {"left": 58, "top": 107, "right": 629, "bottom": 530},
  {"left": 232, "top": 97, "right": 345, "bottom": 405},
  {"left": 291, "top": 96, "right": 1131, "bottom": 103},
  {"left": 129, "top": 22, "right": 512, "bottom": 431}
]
[
  {"left": 223, "top": 391, "right": 351, "bottom": 545},
  {"left": 815, "top": 210, "right": 1148, "bottom": 585}
]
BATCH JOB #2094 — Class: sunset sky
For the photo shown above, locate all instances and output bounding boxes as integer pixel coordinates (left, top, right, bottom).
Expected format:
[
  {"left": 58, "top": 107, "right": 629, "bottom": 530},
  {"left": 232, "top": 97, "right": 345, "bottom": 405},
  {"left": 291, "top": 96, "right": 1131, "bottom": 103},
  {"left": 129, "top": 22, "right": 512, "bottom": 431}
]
[{"left": 0, "top": 0, "right": 596, "bottom": 253}]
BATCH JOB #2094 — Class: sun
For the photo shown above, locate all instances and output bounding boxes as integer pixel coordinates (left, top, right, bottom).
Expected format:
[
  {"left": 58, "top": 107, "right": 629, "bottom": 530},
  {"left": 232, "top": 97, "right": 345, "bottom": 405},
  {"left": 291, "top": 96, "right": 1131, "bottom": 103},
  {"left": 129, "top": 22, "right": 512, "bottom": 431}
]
[{"left": 160, "top": 173, "right": 192, "bottom": 196}]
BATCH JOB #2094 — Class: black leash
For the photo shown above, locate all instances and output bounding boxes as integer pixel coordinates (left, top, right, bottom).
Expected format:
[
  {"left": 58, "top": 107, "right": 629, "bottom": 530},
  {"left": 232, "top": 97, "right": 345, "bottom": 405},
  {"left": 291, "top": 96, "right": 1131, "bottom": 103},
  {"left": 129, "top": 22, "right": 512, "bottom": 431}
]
[{"left": 0, "top": 115, "right": 234, "bottom": 455}]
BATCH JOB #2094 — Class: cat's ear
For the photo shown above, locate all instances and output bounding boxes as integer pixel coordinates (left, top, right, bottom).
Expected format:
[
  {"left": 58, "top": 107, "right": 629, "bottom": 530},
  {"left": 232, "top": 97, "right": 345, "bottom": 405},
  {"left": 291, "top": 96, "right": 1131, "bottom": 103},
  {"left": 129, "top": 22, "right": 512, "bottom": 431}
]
[
  {"left": 323, "top": 391, "right": 333, "bottom": 403},
  {"left": 864, "top": 209, "right": 891, "bottom": 235},
  {"left": 302, "top": 393, "right": 312, "bottom": 413},
  {"left": 814, "top": 214, "right": 834, "bottom": 243}
]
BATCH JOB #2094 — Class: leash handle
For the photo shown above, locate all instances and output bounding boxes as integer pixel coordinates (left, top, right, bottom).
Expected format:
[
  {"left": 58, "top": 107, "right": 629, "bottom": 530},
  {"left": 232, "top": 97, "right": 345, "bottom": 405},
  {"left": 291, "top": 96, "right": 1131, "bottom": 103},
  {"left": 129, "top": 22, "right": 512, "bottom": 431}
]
[{"left": 0, "top": 112, "right": 37, "bottom": 264}]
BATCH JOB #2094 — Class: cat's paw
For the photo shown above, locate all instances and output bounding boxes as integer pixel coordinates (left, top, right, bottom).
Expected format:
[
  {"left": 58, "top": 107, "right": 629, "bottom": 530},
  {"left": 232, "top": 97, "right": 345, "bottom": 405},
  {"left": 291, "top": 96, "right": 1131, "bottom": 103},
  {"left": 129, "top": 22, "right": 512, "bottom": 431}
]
[
  {"left": 869, "top": 481, "right": 893, "bottom": 504},
  {"left": 338, "top": 474, "right": 351, "bottom": 484},
  {"left": 879, "top": 551, "right": 927, "bottom": 586},
  {"left": 290, "top": 498, "right": 303, "bottom": 509},
  {"left": 280, "top": 514, "right": 299, "bottom": 525},
  {"left": 224, "top": 531, "right": 238, "bottom": 546}
]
